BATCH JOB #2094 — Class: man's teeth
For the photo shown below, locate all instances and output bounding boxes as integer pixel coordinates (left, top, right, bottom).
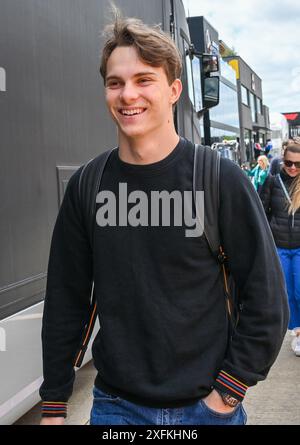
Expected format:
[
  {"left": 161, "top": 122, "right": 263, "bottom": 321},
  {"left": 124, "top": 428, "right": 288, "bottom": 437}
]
[{"left": 121, "top": 108, "right": 144, "bottom": 115}]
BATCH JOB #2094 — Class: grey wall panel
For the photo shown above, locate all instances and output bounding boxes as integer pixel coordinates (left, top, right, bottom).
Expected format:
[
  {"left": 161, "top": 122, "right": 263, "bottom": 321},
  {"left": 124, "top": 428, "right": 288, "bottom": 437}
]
[
  {"left": 241, "top": 103, "right": 253, "bottom": 130},
  {"left": 256, "top": 112, "right": 265, "bottom": 129},
  {"left": 239, "top": 58, "right": 263, "bottom": 99}
]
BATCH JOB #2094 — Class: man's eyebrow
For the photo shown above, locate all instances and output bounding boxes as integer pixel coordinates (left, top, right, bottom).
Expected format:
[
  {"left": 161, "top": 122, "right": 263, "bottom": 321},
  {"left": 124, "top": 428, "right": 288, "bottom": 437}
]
[{"left": 106, "top": 71, "right": 159, "bottom": 81}]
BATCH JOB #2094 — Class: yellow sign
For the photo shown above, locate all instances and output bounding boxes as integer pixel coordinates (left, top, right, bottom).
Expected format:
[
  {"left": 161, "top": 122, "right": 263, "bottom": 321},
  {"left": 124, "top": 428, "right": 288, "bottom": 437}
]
[{"left": 228, "top": 59, "right": 240, "bottom": 80}]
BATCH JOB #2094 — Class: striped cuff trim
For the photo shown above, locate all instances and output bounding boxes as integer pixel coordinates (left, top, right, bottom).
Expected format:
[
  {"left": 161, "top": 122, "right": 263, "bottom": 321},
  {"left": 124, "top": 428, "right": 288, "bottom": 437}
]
[
  {"left": 42, "top": 402, "right": 68, "bottom": 417},
  {"left": 215, "top": 371, "right": 248, "bottom": 400}
]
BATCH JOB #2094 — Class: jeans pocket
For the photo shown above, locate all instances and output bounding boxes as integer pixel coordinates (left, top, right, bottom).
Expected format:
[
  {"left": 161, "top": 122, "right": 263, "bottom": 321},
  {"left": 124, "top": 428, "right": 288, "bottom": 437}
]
[
  {"left": 198, "top": 400, "right": 247, "bottom": 425},
  {"left": 200, "top": 399, "right": 240, "bottom": 419},
  {"left": 93, "top": 386, "right": 121, "bottom": 402}
]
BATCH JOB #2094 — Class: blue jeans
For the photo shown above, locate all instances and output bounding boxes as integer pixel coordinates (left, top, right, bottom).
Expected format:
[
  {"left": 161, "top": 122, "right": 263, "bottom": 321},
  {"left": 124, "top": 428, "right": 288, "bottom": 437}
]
[
  {"left": 90, "top": 386, "right": 247, "bottom": 425},
  {"left": 277, "top": 247, "right": 300, "bottom": 330}
]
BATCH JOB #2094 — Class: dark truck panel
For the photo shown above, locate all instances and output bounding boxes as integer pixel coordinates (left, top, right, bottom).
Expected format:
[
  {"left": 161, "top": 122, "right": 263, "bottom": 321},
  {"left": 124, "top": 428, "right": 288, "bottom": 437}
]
[{"left": 0, "top": 0, "right": 201, "bottom": 321}]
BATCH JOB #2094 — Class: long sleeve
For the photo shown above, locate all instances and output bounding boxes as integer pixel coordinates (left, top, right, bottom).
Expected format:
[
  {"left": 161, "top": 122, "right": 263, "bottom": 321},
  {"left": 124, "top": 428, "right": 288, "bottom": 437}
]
[
  {"left": 257, "top": 168, "right": 268, "bottom": 186},
  {"left": 213, "top": 159, "right": 289, "bottom": 401},
  {"left": 247, "top": 166, "right": 257, "bottom": 177},
  {"left": 39, "top": 166, "right": 94, "bottom": 417}
]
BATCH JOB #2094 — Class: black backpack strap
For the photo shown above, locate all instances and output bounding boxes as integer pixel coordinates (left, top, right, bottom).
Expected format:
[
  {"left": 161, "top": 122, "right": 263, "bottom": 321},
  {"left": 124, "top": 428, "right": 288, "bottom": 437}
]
[
  {"left": 73, "top": 282, "right": 97, "bottom": 368},
  {"left": 73, "top": 147, "right": 116, "bottom": 368},
  {"left": 78, "top": 148, "right": 117, "bottom": 248},
  {"left": 193, "top": 144, "right": 237, "bottom": 326},
  {"left": 193, "top": 144, "right": 221, "bottom": 258}
]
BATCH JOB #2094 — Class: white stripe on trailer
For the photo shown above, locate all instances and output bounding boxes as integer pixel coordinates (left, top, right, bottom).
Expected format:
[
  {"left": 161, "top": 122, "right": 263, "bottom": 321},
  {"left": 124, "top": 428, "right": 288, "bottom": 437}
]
[{"left": 0, "top": 376, "right": 43, "bottom": 418}]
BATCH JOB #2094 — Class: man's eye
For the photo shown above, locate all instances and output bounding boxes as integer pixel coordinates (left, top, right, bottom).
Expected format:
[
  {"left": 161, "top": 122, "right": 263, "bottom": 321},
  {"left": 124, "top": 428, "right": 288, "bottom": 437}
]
[
  {"left": 106, "top": 81, "right": 120, "bottom": 88},
  {"left": 139, "top": 78, "right": 151, "bottom": 84}
]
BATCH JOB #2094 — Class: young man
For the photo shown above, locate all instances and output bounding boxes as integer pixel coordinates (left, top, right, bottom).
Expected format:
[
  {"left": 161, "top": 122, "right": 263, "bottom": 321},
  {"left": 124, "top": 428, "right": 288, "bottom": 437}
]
[{"left": 40, "top": 16, "right": 289, "bottom": 425}]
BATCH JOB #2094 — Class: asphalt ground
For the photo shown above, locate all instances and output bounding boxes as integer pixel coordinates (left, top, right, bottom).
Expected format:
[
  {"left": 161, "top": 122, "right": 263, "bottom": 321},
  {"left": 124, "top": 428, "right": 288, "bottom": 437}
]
[{"left": 14, "top": 333, "right": 300, "bottom": 425}]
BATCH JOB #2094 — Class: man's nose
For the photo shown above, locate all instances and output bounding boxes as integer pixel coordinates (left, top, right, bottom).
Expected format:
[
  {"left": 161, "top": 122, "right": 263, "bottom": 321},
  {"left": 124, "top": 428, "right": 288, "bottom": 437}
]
[{"left": 119, "top": 82, "right": 139, "bottom": 103}]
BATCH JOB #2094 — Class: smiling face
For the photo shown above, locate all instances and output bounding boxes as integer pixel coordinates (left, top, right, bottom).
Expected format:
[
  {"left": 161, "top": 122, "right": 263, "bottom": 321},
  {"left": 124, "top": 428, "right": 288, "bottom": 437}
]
[
  {"left": 105, "top": 46, "right": 182, "bottom": 141},
  {"left": 283, "top": 150, "right": 300, "bottom": 178},
  {"left": 258, "top": 159, "right": 264, "bottom": 169}
]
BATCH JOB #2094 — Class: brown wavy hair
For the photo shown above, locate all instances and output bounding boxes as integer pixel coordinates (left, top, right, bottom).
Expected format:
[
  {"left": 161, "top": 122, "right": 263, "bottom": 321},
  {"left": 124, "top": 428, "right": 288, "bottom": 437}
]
[
  {"left": 284, "top": 143, "right": 300, "bottom": 214},
  {"left": 100, "top": 7, "right": 182, "bottom": 86}
]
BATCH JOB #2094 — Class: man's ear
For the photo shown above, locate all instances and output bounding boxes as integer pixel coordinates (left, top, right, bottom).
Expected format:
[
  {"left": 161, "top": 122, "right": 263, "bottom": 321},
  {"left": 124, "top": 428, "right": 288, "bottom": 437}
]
[{"left": 170, "top": 79, "right": 183, "bottom": 105}]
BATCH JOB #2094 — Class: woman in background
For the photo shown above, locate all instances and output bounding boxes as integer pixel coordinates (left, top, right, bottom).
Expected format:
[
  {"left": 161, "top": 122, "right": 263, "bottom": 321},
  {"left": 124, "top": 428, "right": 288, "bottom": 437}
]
[
  {"left": 246, "top": 155, "right": 269, "bottom": 193},
  {"left": 260, "top": 143, "right": 300, "bottom": 356}
]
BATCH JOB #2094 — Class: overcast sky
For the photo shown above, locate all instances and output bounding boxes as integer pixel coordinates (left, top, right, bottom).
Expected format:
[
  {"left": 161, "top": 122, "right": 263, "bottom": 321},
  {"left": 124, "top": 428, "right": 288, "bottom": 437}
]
[{"left": 183, "top": 0, "right": 300, "bottom": 113}]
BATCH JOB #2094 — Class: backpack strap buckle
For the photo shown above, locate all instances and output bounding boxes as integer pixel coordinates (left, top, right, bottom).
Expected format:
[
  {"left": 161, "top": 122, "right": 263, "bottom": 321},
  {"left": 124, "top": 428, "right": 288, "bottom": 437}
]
[{"left": 217, "top": 247, "right": 227, "bottom": 265}]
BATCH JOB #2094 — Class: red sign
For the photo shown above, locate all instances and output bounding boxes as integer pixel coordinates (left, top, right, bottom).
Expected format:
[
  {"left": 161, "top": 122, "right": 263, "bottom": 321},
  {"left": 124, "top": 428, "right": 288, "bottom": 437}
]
[{"left": 283, "top": 113, "right": 299, "bottom": 121}]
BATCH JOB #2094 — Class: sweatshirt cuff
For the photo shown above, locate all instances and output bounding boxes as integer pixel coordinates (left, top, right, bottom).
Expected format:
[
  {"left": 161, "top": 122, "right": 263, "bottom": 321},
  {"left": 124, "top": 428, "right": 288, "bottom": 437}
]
[
  {"left": 41, "top": 401, "right": 68, "bottom": 418},
  {"left": 214, "top": 370, "right": 249, "bottom": 401}
]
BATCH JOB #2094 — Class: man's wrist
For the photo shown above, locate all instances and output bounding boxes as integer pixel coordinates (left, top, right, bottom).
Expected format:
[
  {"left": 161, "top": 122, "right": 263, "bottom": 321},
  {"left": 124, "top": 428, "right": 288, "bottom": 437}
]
[
  {"left": 203, "top": 389, "right": 237, "bottom": 413},
  {"left": 214, "top": 387, "right": 240, "bottom": 407},
  {"left": 40, "top": 417, "right": 65, "bottom": 425},
  {"left": 215, "top": 370, "right": 248, "bottom": 402}
]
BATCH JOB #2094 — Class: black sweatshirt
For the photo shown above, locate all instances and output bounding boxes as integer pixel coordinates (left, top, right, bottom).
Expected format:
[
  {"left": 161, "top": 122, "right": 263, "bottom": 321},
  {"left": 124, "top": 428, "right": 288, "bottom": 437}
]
[{"left": 39, "top": 138, "right": 289, "bottom": 417}]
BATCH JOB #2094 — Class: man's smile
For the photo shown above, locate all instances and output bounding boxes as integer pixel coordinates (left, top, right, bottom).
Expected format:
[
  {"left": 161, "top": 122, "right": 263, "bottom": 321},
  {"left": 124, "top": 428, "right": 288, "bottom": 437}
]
[{"left": 118, "top": 107, "right": 147, "bottom": 117}]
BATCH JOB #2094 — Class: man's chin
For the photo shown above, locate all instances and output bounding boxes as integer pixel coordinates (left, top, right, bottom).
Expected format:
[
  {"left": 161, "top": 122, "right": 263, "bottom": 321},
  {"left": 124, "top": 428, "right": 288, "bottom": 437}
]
[{"left": 118, "top": 126, "right": 147, "bottom": 139}]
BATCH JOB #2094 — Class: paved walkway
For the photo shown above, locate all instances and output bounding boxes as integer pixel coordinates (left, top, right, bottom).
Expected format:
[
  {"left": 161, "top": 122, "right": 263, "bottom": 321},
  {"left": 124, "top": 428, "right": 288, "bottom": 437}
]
[
  {"left": 14, "top": 333, "right": 300, "bottom": 425},
  {"left": 243, "top": 332, "right": 300, "bottom": 425}
]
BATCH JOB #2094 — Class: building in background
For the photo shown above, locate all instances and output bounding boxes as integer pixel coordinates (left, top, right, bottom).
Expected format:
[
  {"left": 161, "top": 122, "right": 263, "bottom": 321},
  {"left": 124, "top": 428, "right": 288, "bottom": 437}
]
[
  {"left": 187, "top": 16, "right": 271, "bottom": 164},
  {"left": 187, "top": 17, "right": 240, "bottom": 152},
  {"left": 221, "top": 43, "right": 271, "bottom": 163},
  {"left": 282, "top": 112, "right": 300, "bottom": 138}
]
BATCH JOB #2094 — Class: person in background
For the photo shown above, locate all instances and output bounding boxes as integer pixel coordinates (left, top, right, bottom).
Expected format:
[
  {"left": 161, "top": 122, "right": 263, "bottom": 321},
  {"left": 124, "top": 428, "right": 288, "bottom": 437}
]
[
  {"left": 245, "top": 155, "right": 269, "bottom": 193},
  {"left": 264, "top": 139, "right": 273, "bottom": 159},
  {"left": 293, "top": 136, "right": 300, "bottom": 145},
  {"left": 254, "top": 142, "right": 264, "bottom": 160},
  {"left": 260, "top": 142, "right": 300, "bottom": 356},
  {"left": 269, "top": 138, "right": 299, "bottom": 176},
  {"left": 269, "top": 140, "right": 291, "bottom": 176}
]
